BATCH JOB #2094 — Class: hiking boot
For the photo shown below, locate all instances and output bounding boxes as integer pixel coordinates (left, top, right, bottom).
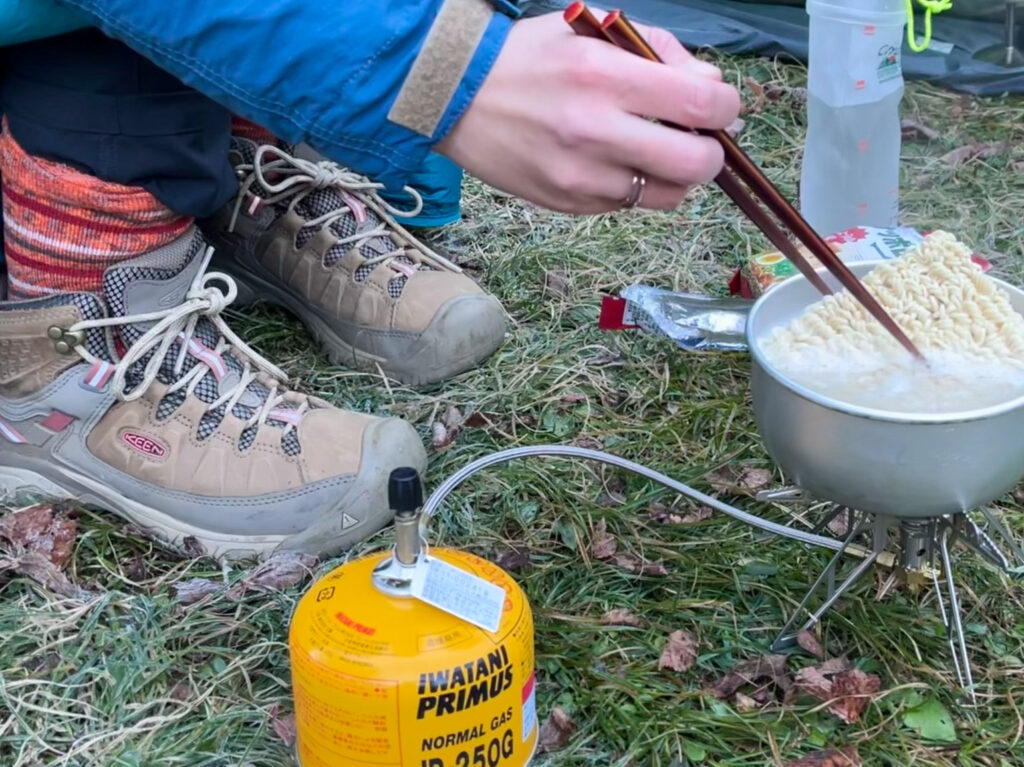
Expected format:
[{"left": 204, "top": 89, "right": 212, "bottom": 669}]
[
  {"left": 0, "top": 227, "right": 426, "bottom": 560},
  {"left": 202, "top": 141, "right": 506, "bottom": 387}
]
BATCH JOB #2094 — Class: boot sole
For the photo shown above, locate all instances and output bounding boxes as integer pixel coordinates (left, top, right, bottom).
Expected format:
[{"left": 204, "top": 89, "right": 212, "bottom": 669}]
[{"left": 228, "top": 266, "right": 505, "bottom": 387}]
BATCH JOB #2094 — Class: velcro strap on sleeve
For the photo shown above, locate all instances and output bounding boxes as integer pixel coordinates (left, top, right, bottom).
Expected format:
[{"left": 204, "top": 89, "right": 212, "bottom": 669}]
[{"left": 388, "top": 0, "right": 494, "bottom": 138}]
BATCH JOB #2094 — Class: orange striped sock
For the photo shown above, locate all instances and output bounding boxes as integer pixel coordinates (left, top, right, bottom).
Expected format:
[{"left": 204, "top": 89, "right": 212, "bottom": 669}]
[
  {"left": 0, "top": 123, "right": 192, "bottom": 300},
  {"left": 230, "top": 116, "right": 281, "bottom": 147}
]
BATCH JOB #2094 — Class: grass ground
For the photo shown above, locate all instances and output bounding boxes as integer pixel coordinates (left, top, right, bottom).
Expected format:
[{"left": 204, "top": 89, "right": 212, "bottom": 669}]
[{"left": 3, "top": 53, "right": 1024, "bottom": 767}]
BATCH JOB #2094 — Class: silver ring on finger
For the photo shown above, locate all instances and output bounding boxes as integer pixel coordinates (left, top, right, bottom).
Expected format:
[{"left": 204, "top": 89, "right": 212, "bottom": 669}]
[{"left": 621, "top": 172, "right": 647, "bottom": 209}]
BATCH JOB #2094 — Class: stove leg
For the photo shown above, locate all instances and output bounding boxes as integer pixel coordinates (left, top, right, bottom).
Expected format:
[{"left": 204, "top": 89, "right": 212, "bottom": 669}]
[
  {"left": 935, "top": 526, "right": 976, "bottom": 702},
  {"left": 976, "top": 508, "right": 1024, "bottom": 575},
  {"left": 771, "top": 520, "right": 879, "bottom": 651}
]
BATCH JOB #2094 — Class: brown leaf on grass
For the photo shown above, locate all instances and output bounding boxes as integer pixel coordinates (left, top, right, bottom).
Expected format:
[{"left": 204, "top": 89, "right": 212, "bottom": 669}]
[
  {"left": 611, "top": 554, "right": 668, "bottom": 576},
  {"left": 797, "top": 630, "right": 826, "bottom": 660},
  {"left": 827, "top": 670, "right": 881, "bottom": 724},
  {"left": 124, "top": 554, "right": 148, "bottom": 583},
  {"left": 538, "top": 707, "right": 576, "bottom": 752},
  {"left": 941, "top": 141, "right": 1009, "bottom": 167},
  {"left": 269, "top": 705, "right": 297, "bottom": 747},
  {"left": 0, "top": 552, "right": 87, "bottom": 598},
  {"left": 900, "top": 117, "right": 939, "bottom": 141},
  {"left": 572, "top": 436, "right": 603, "bottom": 451},
  {"left": 734, "top": 692, "right": 760, "bottom": 712},
  {"left": 558, "top": 392, "right": 587, "bottom": 408},
  {"left": 600, "top": 608, "right": 645, "bottom": 627},
  {"left": 170, "top": 682, "right": 192, "bottom": 701},
  {"left": 462, "top": 411, "right": 490, "bottom": 429},
  {"left": 0, "top": 505, "right": 77, "bottom": 567},
  {"left": 794, "top": 666, "right": 834, "bottom": 701},
  {"left": 706, "top": 466, "right": 773, "bottom": 496},
  {"left": 229, "top": 552, "right": 317, "bottom": 596},
  {"left": 182, "top": 536, "right": 207, "bottom": 560},
  {"left": 545, "top": 271, "right": 569, "bottom": 299},
  {"left": 710, "top": 654, "right": 789, "bottom": 700},
  {"left": 589, "top": 519, "right": 617, "bottom": 560},
  {"left": 649, "top": 502, "right": 713, "bottom": 525},
  {"left": 659, "top": 630, "right": 699, "bottom": 673},
  {"left": 597, "top": 475, "right": 628, "bottom": 507},
  {"left": 818, "top": 657, "right": 853, "bottom": 676},
  {"left": 785, "top": 746, "right": 861, "bottom": 767},
  {"left": 174, "top": 578, "right": 220, "bottom": 605},
  {"left": 493, "top": 545, "right": 531, "bottom": 573},
  {"left": 745, "top": 77, "right": 766, "bottom": 112},
  {"left": 431, "top": 421, "right": 452, "bottom": 448},
  {"left": 765, "top": 84, "right": 807, "bottom": 104}
]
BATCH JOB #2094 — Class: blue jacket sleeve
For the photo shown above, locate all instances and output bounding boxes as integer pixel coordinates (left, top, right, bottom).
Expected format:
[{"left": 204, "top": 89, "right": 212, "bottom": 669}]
[
  {"left": 0, "top": 0, "right": 89, "bottom": 46},
  {"left": 52, "top": 0, "right": 512, "bottom": 189}
]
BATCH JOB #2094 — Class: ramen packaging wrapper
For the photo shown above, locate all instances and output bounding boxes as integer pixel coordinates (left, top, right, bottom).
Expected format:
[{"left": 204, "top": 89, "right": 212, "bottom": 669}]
[
  {"left": 602, "top": 226, "right": 994, "bottom": 353},
  {"left": 729, "top": 226, "right": 992, "bottom": 298}
]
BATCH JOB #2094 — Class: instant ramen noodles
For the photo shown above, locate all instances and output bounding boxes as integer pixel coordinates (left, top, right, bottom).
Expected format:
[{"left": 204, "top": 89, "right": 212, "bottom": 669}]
[{"left": 760, "top": 231, "right": 1024, "bottom": 413}]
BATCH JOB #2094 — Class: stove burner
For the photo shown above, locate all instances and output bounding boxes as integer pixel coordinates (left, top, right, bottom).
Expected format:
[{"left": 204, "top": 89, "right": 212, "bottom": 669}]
[{"left": 758, "top": 487, "right": 1024, "bottom": 703}]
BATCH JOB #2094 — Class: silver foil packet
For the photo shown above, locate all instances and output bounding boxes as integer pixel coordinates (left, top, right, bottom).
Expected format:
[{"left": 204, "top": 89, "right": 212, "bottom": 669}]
[{"left": 620, "top": 285, "right": 752, "bottom": 352}]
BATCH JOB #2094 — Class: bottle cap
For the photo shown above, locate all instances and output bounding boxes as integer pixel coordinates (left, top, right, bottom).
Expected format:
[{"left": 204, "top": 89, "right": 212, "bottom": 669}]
[{"left": 388, "top": 467, "right": 423, "bottom": 514}]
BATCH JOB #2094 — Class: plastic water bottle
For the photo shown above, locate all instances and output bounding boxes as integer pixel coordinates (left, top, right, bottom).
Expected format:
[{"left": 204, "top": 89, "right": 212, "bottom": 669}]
[{"left": 800, "top": 0, "right": 907, "bottom": 237}]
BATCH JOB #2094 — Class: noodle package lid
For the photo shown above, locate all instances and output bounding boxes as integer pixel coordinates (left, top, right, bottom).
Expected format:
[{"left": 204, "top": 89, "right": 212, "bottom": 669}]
[{"left": 730, "top": 226, "right": 992, "bottom": 298}]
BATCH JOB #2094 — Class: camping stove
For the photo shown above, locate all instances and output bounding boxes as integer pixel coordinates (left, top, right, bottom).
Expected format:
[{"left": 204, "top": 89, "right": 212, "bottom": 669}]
[{"left": 757, "top": 486, "right": 1024, "bottom": 701}]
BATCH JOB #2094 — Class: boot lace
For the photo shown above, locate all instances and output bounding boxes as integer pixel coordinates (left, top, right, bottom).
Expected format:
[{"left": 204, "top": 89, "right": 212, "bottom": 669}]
[
  {"left": 229, "top": 145, "right": 461, "bottom": 274},
  {"left": 68, "top": 247, "right": 307, "bottom": 439}
]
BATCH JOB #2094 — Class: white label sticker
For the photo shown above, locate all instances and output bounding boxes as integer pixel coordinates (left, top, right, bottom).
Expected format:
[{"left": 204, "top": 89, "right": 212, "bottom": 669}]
[
  {"left": 411, "top": 556, "right": 506, "bottom": 634},
  {"left": 521, "top": 674, "right": 537, "bottom": 743}
]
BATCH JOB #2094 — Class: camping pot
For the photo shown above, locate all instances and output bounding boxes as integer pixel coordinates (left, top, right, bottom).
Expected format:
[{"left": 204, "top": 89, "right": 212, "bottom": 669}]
[{"left": 747, "top": 261, "right": 1024, "bottom": 518}]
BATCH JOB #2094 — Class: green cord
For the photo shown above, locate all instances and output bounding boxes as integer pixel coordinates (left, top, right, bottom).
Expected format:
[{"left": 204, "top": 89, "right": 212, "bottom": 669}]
[{"left": 906, "top": 0, "right": 953, "bottom": 53}]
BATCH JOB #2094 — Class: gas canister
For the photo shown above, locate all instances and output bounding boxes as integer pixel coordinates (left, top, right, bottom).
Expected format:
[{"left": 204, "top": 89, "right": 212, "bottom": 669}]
[{"left": 289, "top": 469, "right": 537, "bottom": 767}]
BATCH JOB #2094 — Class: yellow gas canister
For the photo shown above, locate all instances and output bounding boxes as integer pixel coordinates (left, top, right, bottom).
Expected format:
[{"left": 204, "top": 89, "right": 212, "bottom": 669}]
[{"left": 289, "top": 544, "right": 537, "bottom": 767}]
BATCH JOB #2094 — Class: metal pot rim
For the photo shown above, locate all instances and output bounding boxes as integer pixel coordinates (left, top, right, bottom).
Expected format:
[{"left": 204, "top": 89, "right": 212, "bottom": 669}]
[{"left": 747, "top": 261, "right": 1024, "bottom": 425}]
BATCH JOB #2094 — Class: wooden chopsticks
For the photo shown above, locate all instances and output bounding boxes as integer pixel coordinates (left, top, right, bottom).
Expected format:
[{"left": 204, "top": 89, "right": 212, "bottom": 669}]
[{"left": 564, "top": 3, "right": 924, "bottom": 361}]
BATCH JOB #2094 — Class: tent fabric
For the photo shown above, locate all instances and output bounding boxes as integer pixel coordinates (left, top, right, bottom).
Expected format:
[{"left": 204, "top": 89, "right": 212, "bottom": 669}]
[{"left": 524, "top": 0, "right": 1024, "bottom": 94}]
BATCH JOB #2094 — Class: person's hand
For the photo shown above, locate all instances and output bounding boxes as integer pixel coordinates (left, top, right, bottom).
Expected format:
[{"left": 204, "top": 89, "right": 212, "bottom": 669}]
[{"left": 436, "top": 12, "right": 741, "bottom": 214}]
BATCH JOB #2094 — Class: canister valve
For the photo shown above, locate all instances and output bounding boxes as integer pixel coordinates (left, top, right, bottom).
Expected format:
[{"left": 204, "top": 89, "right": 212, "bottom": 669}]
[{"left": 371, "top": 467, "right": 424, "bottom": 596}]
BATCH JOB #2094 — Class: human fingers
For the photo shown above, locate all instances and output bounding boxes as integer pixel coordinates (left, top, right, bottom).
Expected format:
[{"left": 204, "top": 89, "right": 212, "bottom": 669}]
[{"left": 630, "top": 21, "right": 723, "bottom": 81}]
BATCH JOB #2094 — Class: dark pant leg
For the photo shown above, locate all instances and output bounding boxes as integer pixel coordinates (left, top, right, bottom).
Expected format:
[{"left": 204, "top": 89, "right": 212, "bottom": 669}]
[{"left": 0, "top": 29, "right": 235, "bottom": 218}]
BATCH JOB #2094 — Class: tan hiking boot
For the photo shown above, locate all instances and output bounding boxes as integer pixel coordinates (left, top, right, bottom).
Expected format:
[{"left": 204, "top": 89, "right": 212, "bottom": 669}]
[
  {"left": 0, "top": 227, "right": 426, "bottom": 560},
  {"left": 202, "top": 141, "right": 506, "bottom": 386}
]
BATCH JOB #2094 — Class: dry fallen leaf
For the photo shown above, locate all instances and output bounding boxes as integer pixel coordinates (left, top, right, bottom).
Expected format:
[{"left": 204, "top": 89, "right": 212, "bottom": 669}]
[
  {"left": 900, "top": 117, "right": 939, "bottom": 141},
  {"left": 794, "top": 666, "right": 834, "bottom": 701},
  {"left": 710, "top": 654, "right": 790, "bottom": 700},
  {"left": 611, "top": 554, "right": 668, "bottom": 576},
  {"left": 589, "top": 519, "right": 617, "bottom": 560},
  {"left": 734, "top": 692, "right": 760, "bottom": 712},
  {"left": 0, "top": 505, "right": 77, "bottom": 567},
  {"left": 431, "top": 421, "right": 452, "bottom": 448},
  {"left": 597, "top": 475, "right": 628, "bottom": 507},
  {"left": 797, "top": 630, "right": 826, "bottom": 660},
  {"left": 538, "top": 707, "right": 576, "bottom": 752},
  {"left": 230, "top": 552, "right": 317, "bottom": 595},
  {"left": 941, "top": 141, "right": 1009, "bottom": 168},
  {"left": 706, "top": 466, "right": 773, "bottom": 496},
  {"left": 600, "top": 608, "right": 645, "bottom": 627},
  {"left": 170, "top": 682, "right": 192, "bottom": 701},
  {"left": 269, "top": 705, "right": 297, "bottom": 747},
  {"left": 0, "top": 552, "right": 87, "bottom": 598},
  {"left": 649, "top": 503, "right": 713, "bottom": 525},
  {"left": 493, "top": 545, "right": 531, "bottom": 573},
  {"left": 659, "top": 630, "right": 699, "bottom": 673},
  {"left": 545, "top": 271, "right": 569, "bottom": 299},
  {"left": 182, "top": 536, "right": 207, "bottom": 560},
  {"left": 785, "top": 746, "right": 861, "bottom": 767},
  {"left": 740, "top": 467, "right": 773, "bottom": 493},
  {"left": 745, "top": 77, "right": 766, "bottom": 113},
  {"left": 827, "top": 669, "right": 881, "bottom": 724},
  {"left": 174, "top": 578, "right": 220, "bottom": 605},
  {"left": 818, "top": 657, "right": 853, "bottom": 676}
]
